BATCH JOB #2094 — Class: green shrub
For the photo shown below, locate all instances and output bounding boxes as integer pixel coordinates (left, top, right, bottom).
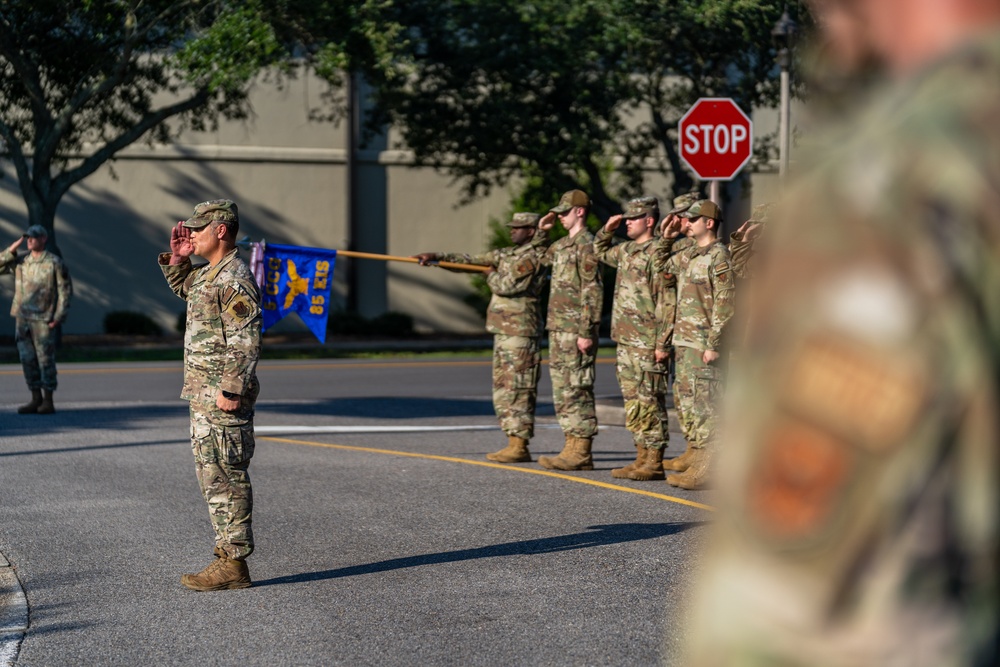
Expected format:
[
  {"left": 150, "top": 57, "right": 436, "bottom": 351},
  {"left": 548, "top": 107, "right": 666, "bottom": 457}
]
[
  {"left": 327, "top": 310, "right": 415, "bottom": 338},
  {"left": 104, "top": 311, "right": 163, "bottom": 336},
  {"left": 368, "top": 311, "right": 415, "bottom": 337}
]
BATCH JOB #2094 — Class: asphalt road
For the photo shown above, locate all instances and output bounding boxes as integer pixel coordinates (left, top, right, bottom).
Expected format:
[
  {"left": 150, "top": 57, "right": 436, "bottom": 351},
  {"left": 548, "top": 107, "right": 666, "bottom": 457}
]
[{"left": 0, "top": 356, "right": 713, "bottom": 666}]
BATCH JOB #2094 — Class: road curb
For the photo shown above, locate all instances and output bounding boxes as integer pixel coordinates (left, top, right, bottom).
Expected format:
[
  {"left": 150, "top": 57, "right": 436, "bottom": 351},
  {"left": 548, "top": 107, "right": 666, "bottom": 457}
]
[{"left": 0, "top": 552, "right": 27, "bottom": 667}]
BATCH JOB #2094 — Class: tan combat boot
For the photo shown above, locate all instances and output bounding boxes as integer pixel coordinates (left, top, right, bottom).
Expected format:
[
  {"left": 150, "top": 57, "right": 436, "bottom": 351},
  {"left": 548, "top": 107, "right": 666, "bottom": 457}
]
[
  {"left": 17, "top": 389, "right": 42, "bottom": 414},
  {"left": 627, "top": 447, "right": 665, "bottom": 481},
  {"left": 665, "top": 444, "right": 695, "bottom": 472},
  {"left": 181, "top": 554, "right": 252, "bottom": 591},
  {"left": 611, "top": 444, "right": 644, "bottom": 479},
  {"left": 666, "top": 447, "right": 712, "bottom": 490},
  {"left": 37, "top": 389, "right": 55, "bottom": 414},
  {"left": 486, "top": 435, "right": 532, "bottom": 463},
  {"left": 538, "top": 435, "right": 594, "bottom": 471}
]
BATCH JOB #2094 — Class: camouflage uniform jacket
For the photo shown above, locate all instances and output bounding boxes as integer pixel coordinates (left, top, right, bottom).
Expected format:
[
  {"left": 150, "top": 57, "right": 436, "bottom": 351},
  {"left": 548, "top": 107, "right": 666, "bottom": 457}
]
[
  {"left": 159, "top": 248, "right": 262, "bottom": 416},
  {"left": 728, "top": 231, "right": 754, "bottom": 280},
  {"left": 593, "top": 228, "right": 672, "bottom": 351},
  {"left": 687, "top": 30, "right": 1000, "bottom": 667},
  {"left": 532, "top": 228, "right": 603, "bottom": 337},
  {"left": 439, "top": 244, "right": 546, "bottom": 336},
  {"left": 658, "top": 239, "right": 735, "bottom": 351},
  {"left": 0, "top": 248, "right": 72, "bottom": 323}
]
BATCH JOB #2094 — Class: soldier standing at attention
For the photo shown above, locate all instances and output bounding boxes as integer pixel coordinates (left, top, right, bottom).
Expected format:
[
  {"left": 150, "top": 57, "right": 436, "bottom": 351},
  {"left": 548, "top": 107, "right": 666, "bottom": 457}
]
[
  {"left": 531, "top": 190, "right": 603, "bottom": 471},
  {"left": 0, "top": 224, "right": 72, "bottom": 414},
  {"left": 159, "top": 199, "right": 262, "bottom": 591},
  {"left": 685, "top": 0, "right": 1000, "bottom": 664},
  {"left": 656, "top": 200, "right": 735, "bottom": 489},
  {"left": 594, "top": 197, "right": 673, "bottom": 481},
  {"left": 413, "top": 213, "right": 547, "bottom": 463}
]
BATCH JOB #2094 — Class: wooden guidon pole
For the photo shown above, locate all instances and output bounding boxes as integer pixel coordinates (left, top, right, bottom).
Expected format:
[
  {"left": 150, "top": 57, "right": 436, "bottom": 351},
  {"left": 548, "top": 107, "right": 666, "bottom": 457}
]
[{"left": 335, "top": 250, "right": 490, "bottom": 273}]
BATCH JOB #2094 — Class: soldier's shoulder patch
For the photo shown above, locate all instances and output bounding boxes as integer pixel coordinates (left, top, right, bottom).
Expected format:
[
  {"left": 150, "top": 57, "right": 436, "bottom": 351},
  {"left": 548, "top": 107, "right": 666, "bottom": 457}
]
[
  {"left": 230, "top": 298, "right": 252, "bottom": 319},
  {"left": 714, "top": 260, "right": 731, "bottom": 275},
  {"left": 221, "top": 286, "right": 237, "bottom": 305},
  {"left": 745, "top": 416, "right": 858, "bottom": 545},
  {"left": 223, "top": 290, "right": 260, "bottom": 327},
  {"left": 580, "top": 252, "right": 600, "bottom": 279}
]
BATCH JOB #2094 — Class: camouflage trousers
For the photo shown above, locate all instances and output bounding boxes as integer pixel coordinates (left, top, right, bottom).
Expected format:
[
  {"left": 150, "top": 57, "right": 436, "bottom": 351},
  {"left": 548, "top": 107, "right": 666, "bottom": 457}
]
[
  {"left": 548, "top": 331, "right": 598, "bottom": 439},
  {"left": 189, "top": 408, "right": 255, "bottom": 560},
  {"left": 15, "top": 318, "right": 58, "bottom": 390},
  {"left": 492, "top": 334, "right": 540, "bottom": 439},
  {"left": 615, "top": 344, "right": 669, "bottom": 450},
  {"left": 674, "top": 345, "right": 723, "bottom": 450}
]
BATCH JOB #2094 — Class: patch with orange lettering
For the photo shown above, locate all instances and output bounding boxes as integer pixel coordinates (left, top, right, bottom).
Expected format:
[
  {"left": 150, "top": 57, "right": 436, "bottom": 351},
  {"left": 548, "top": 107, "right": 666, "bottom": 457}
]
[{"left": 745, "top": 417, "right": 857, "bottom": 544}]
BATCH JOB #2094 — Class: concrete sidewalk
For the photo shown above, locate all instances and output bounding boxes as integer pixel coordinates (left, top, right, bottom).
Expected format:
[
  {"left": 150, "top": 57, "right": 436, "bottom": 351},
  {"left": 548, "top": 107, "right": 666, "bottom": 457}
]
[{"left": 0, "top": 553, "right": 27, "bottom": 667}]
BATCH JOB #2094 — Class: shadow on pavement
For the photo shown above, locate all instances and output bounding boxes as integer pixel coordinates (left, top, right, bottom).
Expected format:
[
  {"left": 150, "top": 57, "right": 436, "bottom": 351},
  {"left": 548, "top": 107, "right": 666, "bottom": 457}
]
[
  {"left": 0, "top": 438, "right": 182, "bottom": 458},
  {"left": 253, "top": 522, "right": 702, "bottom": 588}
]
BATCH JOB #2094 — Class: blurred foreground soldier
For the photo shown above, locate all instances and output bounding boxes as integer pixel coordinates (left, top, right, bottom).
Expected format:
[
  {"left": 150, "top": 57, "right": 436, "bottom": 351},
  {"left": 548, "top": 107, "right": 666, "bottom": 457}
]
[
  {"left": 686, "top": 1, "right": 1000, "bottom": 664},
  {"left": 532, "top": 190, "right": 603, "bottom": 471},
  {"left": 413, "top": 213, "right": 546, "bottom": 463},
  {"left": 0, "top": 225, "right": 72, "bottom": 414},
  {"left": 594, "top": 197, "right": 672, "bottom": 480},
  {"left": 159, "top": 199, "right": 261, "bottom": 591},
  {"left": 656, "top": 200, "right": 734, "bottom": 489},
  {"left": 728, "top": 202, "right": 771, "bottom": 281}
]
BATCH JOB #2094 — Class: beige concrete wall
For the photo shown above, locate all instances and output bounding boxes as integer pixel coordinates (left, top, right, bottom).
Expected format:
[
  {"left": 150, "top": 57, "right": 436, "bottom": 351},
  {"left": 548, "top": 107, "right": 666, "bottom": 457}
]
[
  {"left": 0, "top": 71, "right": 508, "bottom": 336},
  {"left": 0, "top": 70, "right": 794, "bottom": 337}
]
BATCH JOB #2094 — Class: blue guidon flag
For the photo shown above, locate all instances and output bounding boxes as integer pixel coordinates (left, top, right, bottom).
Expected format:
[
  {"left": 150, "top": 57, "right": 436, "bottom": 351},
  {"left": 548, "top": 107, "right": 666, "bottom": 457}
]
[{"left": 257, "top": 243, "right": 337, "bottom": 343}]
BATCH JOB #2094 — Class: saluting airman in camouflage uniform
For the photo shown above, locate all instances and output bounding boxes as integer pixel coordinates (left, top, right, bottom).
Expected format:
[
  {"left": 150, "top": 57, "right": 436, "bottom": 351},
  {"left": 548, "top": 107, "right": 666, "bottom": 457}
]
[
  {"left": 594, "top": 197, "right": 673, "bottom": 481},
  {"left": 531, "top": 190, "right": 603, "bottom": 471},
  {"left": 1, "top": 224, "right": 72, "bottom": 414},
  {"left": 159, "top": 199, "right": 262, "bottom": 591},
  {"left": 656, "top": 200, "right": 735, "bottom": 489},
  {"left": 685, "top": 1, "right": 1000, "bottom": 664},
  {"left": 414, "top": 213, "right": 547, "bottom": 463},
  {"left": 656, "top": 193, "right": 700, "bottom": 453}
]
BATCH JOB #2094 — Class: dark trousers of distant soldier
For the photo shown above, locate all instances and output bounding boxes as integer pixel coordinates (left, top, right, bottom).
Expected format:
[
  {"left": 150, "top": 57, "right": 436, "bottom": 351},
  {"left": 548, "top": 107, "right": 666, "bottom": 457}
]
[
  {"left": 548, "top": 331, "right": 598, "bottom": 439},
  {"left": 673, "top": 345, "right": 722, "bottom": 452},
  {"left": 492, "top": 334, "right": 541, "bottom": 439},
  {"left": 190, "top": 408, "right": 255, "bottom": 560},
  {"left": 15, "top": 317, "right": 58, "bottom": 390},
  {"left": 613, "top": 344, "right": 669, "bottom": 480}
]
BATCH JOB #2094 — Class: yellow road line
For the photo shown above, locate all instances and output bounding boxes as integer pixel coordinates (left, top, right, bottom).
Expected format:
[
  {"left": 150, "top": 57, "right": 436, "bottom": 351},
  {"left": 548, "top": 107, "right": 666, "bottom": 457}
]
[{"left": 261, "top": 435, "right": 715, "bottom": 512}]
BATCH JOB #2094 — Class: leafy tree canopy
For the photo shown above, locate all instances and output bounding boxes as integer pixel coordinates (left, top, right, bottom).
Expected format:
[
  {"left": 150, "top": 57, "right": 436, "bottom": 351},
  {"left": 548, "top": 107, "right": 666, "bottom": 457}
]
[
  {"left": 359, "top": 0, "right": 810, "bottom": 217},
  {"left": 0, "top": 0, "right": 396, "bottom": 245}
]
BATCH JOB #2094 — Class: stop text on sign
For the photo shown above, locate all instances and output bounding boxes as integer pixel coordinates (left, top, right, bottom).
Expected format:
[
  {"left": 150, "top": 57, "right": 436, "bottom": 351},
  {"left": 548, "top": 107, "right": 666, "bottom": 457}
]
[
  {"left": 682, "top": 124, "right": 749, "bottom": 155},
  {"left": 678, "top": 98, "right": 754, "bottom": 181}
]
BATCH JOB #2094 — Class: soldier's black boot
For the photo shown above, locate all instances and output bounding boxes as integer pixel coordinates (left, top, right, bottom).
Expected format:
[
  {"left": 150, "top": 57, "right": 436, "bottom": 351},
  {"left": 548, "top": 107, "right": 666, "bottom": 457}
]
[
  {"left": 37, "top": 389, "right": 55, "bottom": 414},
  {"left": 17, "top": 389, "right": 42, "bottom": 414}
]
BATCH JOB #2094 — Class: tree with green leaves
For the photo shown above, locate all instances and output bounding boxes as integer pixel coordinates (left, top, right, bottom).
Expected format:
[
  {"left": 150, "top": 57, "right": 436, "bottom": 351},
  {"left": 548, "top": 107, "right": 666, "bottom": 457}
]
[
  {"left": 0, "top": 0, "right": 286, "bottom": 248},
  {"left": 364, "top": 0, "right": 809, "bottom": 217}
]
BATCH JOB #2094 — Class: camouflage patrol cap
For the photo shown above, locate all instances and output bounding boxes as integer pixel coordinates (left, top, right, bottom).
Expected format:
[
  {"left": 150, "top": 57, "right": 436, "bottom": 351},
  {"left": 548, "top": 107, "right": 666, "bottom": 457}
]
[
  {"left": 667, "top": 192, "right": 699, "bottom": 215},
  {"left": 748, "top": 202, "right": 774, "bottom": 224},
  {"left": 622, "top": 196, "right": 658, "bottom": 219},
  {"left": 682, "top": 199, "right": 722, "bottom": 220},
  {"left": 549, "top": 189, "right": 590, "bottom": 214},
  {"left": 24, "top": 224, "right": 47, "bottom": 238},
  {"left": 506, "top": 212, "right": 541, "bottom": 228},
  {"left": 183, "top": 199, "right": 240, "bottom": 229}
]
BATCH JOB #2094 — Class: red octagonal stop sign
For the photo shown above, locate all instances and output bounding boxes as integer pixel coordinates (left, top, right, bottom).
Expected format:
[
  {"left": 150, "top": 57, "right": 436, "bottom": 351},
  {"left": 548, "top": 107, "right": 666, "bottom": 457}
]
[{"left": 678, "top": 98, "right": 754, "bottom": 181}]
